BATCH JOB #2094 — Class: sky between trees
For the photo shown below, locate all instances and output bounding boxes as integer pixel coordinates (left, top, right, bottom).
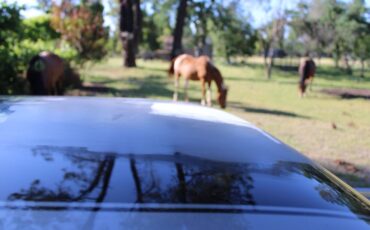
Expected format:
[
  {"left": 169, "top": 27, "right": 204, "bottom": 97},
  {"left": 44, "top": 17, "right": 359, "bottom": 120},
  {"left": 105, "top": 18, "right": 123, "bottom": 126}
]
[{"left": 10, "top": 0, "right": 370, "bottom": 33}]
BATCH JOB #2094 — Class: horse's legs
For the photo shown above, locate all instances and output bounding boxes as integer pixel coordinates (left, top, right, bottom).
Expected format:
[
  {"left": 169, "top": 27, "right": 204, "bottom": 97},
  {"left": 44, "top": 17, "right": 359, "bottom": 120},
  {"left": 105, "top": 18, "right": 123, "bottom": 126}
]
[
  {"left": 184, "top": 78, "right": 189, "bottom": 102},
  {"left": 206, "top": 81, "right": 212, "bottom": 106},
  {"left": 173, "top": 74, "right": 179, "bottom": 101},
  {"left": 56, "top": 77, "right": 64, "bottom": 95},
  {"left": 201, "top": 80, "right": 206, "bottom": 106},
  {"left": 47, "top": 83, "right": 55, "bottom": 95},
  {"left": 309, "top": 77, "right": 314, "bottom": 91}
]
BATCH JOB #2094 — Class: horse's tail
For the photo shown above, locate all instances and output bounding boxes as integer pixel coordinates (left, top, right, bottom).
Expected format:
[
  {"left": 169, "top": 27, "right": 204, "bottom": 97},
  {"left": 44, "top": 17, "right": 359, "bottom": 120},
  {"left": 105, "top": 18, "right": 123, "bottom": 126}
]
[
  {"left": 168, "top": 58, "right": 176, "bottom": 77},
  {"left": 27, "top": 54, "right": 46, "bottom": 95}
]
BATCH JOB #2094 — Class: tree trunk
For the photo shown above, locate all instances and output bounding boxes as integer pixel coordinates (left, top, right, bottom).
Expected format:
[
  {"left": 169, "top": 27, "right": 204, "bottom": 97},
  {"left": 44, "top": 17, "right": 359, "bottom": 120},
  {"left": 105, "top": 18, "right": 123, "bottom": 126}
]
[
  {"left": 197, "top": 3, "right": 207, "bottom": 56},
  {"left": 225, "top": 47, "right": 231, "bottom": 64},
  {"left": 342, "top": 54, "right": 352, "bottom": 75},
  {"left": 121, "top": 35, "right": 136, "bottom": 67},
  {"left": 263, "top": 45, "right": 273, "bottom": 79},
  {"left": 360, "top": 59, "right": 365, "bottom": 78},
  {"left": 171, "top": 0, "right": 188, "bottom": 59},
  {"left": 266, "top": 56, "right": 274, "bottom": 79},
  {"left": 133, "top": 0, "right": 142, "bottom": 54},
  {"left": 333, "top": 43, "right": 340, "bottom": 68},
  {"left": 120, "top": 0, "right": 136, "bottom": 67}
]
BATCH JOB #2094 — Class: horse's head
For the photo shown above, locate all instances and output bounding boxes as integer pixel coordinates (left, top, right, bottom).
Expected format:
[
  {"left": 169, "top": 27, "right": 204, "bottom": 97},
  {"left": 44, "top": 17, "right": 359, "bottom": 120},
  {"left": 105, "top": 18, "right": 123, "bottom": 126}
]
[{"left": 218, "top": 84, "right": 228, "bottom": 109}]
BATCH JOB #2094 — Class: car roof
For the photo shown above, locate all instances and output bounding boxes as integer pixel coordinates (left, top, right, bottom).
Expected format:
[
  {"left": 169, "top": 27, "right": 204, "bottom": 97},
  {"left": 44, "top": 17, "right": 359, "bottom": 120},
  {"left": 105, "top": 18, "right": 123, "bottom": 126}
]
[
  {"left": 0, "top": 96, "right": 310, "bottom": 164},
  {"left": 1, "top": 97, "right": 369, "bottom": 225}
]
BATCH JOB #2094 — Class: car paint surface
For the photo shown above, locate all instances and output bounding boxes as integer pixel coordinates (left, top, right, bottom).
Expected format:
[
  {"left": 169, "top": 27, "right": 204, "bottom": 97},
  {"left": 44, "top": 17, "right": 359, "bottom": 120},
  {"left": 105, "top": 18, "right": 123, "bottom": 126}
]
[{"left": 0, "top": 97, "right": 369, "bottom": 229}]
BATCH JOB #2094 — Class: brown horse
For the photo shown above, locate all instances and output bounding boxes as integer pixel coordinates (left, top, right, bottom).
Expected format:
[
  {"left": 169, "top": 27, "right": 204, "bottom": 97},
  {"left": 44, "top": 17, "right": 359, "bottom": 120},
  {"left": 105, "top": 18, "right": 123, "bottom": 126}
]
[
  {"left": 298, "top": 57, "right": 316, "bottom": 97},
  {"left": 27, "top": 51, "right": 65, "bottom": 95},
  {"left": 169, "top": 54, "right": 228, "bottom": 108}
]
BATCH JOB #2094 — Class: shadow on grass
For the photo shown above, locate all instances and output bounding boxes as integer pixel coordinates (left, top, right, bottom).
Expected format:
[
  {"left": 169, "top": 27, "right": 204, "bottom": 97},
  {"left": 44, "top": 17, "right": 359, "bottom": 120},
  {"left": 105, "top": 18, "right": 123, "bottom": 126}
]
[
  {"left": 321, "top": 88, "right": 370, "bottom": 100},
  {"left": 226, "top": 76, "right": 270, "bottom": 82},
  {"left": 136, "top": 65, "right": 168, "bottom": 73},
  {"left": 224, "top": 62, "right": 263, "bottom": 69},
  {"left": 79, "top": 75, "right": 173, "bottom": 98},
  {"left": 229, "top": 101, "right": 310, "bottom": 119},
  {"left": 275, "top": 65, "right": 298, "bottom": 72},
  {"left": 275, "top": 64, "right": 370, "bottom": 82}
]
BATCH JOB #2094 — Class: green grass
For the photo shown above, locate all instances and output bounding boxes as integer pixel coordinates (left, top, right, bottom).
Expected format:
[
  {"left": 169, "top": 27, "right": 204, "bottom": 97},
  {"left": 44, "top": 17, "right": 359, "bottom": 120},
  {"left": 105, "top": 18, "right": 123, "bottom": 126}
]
[{"left": 73, "top": 57, "right": 370, "bottom": 187}]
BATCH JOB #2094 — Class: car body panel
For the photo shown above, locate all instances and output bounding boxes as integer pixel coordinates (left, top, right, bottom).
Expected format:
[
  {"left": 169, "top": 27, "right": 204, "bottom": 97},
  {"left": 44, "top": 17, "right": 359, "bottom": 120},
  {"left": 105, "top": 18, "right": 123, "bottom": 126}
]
[
  {"left": 0, "top": 97, "right": 369, "bottom": 229},
  {"left": 0, "top": 97, "right": 310, "bottom": 164},
  {"left": 1, "top": 209, "right": 369, "bottom": 230}
]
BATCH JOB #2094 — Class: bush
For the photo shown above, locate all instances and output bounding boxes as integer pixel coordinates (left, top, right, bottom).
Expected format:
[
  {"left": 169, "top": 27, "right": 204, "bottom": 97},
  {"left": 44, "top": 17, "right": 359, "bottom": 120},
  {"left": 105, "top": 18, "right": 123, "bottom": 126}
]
[
  {"left": 50, "top": 1, "right": 108, "bottom": 65},
  {"left": 0, "top": 3, "right": 82, "bottom": 95},
  {"left": 0, "top": 3, "right": 26, "bottom": 94}
]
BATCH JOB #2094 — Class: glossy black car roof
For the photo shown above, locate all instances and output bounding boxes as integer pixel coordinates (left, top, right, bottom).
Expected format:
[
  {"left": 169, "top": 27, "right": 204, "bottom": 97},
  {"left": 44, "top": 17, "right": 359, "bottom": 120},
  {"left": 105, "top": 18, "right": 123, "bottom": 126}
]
[
  {"left": 0, "top": 97, "right": 369, "bottom": 229},
  {"left": 0, "top": 97, "right": 310, "bottom": 164}
]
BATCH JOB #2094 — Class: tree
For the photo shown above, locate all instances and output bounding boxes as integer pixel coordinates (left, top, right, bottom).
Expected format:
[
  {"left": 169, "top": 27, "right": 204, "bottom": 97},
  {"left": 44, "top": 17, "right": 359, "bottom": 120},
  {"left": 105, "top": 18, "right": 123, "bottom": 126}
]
[
  {"left": 354, "top": 34, "right": 370, "bottom": 77},
  {"left": 210, "top": 1, "right": 256, "bottom": 63},
  {"left": 288, "top": 1, "right": 330, "bottom": 57},
  {"left": 51, "top": 0, "right": 108, "bottom": 65},
  {"left": 337, "top": 0, "right": 370, "bottom": 75},
  {"left": 189, "top": 1, "right": 212, "bottom": 56},
  {"left": 171, "top": 0, "right": 188, "bottom": 58},
  {"left": 21, "top": 15, "right": 59, "bottom": 42},
  {"left": 119, "top": 0, "right": 142, "bottom": 67},
  {"left": 133, "top": 0, "right": 142, "bottom": 53},
  {"left": 289, "top": 0, "right": 370, "bottom": 73},
  {"left": 258, "top": 17, "right": 286, "bottom": 79}
]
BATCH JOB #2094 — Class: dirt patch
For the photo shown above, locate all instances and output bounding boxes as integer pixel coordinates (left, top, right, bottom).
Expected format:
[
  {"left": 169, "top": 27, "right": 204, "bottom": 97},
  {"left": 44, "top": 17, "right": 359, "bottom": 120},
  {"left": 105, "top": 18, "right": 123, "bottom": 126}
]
[
  {"left": 334, "top": 159, "right": 360, "bottom": 173},
  {"left": 321, "top": 88, "right": 370, "bottom": 99},
  {"left": 320, "top": 159, "right": 370, "bottom": 187}
]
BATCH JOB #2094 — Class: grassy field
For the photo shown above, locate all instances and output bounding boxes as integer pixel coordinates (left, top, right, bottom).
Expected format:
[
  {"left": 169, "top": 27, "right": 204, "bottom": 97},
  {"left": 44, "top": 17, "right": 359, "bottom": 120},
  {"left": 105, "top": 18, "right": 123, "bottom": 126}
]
[{"left": 70, "top": 57, "right": 370, "bottom": 187}]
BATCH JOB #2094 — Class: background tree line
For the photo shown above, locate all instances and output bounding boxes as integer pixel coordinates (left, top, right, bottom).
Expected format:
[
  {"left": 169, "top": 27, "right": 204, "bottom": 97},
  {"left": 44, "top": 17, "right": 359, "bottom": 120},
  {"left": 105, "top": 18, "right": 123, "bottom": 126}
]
[{"left": 0, "top": 0, "right": 369, "bottom": 94}]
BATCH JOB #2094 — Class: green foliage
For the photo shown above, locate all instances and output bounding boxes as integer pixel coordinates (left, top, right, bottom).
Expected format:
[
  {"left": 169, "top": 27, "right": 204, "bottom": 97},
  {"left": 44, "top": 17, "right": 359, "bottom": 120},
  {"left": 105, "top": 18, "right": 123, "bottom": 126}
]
[
  {"left": 288, "top": 0, "right": 370, "bottom": 70},
  {"left": 51, "top": 0, "right": 108, "bottom": 65},
  {"left": 0, "top": 3, "right": 26, "bottom": 94},
  {"left": 339, "top": 0, "right": 370, "bottom": 59},
  {"left": 21, "top": 15, "right": 59, "bottom": 41},
  {"left": 143, "top": 0, "right": 177, "bottom": 48},
  {"left": 0, "top": 2, "right": 77, "bottom": 94},
  {"left": 212, "top": 16, "right": 256, "bottom": 61},
  {"left": 141, "top": 12, "right": 161, "bottom": 51},
  {"left": 191, "top": 1, "right": 256, "bottom": 61},
  {"left": 0, "top": 2, "right": 22, "bottom": 46}
]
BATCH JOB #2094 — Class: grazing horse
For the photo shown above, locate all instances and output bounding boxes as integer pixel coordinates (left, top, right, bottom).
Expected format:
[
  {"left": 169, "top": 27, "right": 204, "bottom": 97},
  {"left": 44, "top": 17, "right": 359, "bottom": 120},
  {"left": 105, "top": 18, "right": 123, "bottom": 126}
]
[
  {"left": 27, "top": 51, "right": 65, "bottom": 95},
  {"left": 298, "top": 57, "right": 316, "bottom": 97},
  {"left": 169, "top": 54, "right": 228, "bottom": 109}
]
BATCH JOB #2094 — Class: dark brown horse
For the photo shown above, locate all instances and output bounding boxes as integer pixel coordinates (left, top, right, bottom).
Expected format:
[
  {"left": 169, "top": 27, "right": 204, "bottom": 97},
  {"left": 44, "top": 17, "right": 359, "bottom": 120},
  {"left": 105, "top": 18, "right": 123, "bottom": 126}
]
[
  {"left": 27, "top": 51, "right": 65, "bottom": 95},
  {"left": 169, "top": 54, "right": 228, "bottom": 108},
  {"left": 298, "top": 57, "right": 316, "bottom": 97}
]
